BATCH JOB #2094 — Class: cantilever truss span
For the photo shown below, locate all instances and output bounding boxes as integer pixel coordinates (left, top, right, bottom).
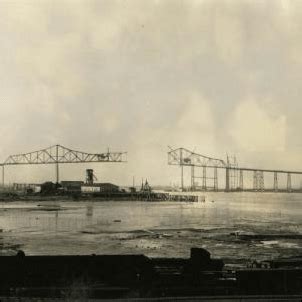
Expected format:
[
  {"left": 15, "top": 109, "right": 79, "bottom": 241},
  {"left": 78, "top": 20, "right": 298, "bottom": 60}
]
[
  {"left": 168, "top": 147, "right": 226, "bottom": 192},
  {"left": 3, "top": 144, "right": 127, "bottom": 165},
  {"left": 1, "top": 144, "right": 127, "bottom": 184},
  {"left": 168, "top": 147, "right": 226, "bottom": 168}
]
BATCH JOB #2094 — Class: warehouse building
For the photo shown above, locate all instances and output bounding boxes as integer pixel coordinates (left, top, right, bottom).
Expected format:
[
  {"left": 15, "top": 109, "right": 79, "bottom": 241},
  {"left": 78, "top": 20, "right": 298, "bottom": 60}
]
[
  {"left": 81, "top": 183, "right": 119, "bottom": 193},
  {"left": 61, "top": 181, "right": 84, "bottom": 193}
]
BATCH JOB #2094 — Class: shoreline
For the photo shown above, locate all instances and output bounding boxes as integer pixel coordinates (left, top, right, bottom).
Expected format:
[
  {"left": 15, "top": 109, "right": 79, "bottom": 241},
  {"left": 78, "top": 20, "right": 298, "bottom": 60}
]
[{"left": 0, "top": 192, "right": 199, "bottom": 202}]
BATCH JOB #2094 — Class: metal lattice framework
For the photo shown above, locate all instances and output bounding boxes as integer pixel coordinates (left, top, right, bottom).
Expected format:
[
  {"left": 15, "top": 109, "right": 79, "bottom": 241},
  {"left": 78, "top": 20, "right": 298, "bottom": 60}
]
[
  {"left": 168, "top": 147, "right": 226, "bottom": 168},
  {"left": 168, "top": 146, "right": 302, "bottom": 193},
  {"left": 1, "top": 144, "right": 127, "bottom": 184},
  {"left": 3, "top": 144, "right": 126, "bottom": 165}
]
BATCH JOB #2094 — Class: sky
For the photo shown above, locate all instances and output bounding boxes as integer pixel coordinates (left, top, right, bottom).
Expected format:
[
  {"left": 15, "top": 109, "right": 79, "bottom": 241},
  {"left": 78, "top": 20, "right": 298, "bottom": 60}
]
[{"left": 0, "top": 0, "right": 302, "bottom": 186}]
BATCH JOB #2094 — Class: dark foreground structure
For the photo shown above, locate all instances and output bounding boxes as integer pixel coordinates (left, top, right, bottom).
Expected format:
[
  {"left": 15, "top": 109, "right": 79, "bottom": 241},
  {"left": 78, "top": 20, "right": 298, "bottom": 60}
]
[{"left": 1, "top": 248, "right": 302, "bottom": 301}]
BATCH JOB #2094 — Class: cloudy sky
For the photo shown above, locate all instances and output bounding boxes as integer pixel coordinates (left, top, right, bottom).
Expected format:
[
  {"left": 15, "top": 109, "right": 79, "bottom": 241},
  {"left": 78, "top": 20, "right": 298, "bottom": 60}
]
[{"left": 0, "top": 0, "right": 301, "bottom": 186}]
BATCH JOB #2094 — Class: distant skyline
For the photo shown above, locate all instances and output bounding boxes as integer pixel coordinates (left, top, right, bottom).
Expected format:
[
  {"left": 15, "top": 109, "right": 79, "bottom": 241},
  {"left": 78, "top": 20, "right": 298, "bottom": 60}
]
[{"left": 0, "top": 0, "right": 301, "bottom": 186}]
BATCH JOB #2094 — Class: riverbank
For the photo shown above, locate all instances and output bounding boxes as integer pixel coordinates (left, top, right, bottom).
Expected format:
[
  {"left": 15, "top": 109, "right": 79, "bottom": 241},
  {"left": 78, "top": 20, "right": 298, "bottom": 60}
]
[{"left": 0, "top": 192, "right": 200, "bottom": 202}]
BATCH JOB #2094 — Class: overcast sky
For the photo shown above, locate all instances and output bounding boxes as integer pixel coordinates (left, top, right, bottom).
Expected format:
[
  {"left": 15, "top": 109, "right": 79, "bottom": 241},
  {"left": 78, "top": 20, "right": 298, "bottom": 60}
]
[{"left": 0, "top": 0, "right": 301, "bottom": 186}]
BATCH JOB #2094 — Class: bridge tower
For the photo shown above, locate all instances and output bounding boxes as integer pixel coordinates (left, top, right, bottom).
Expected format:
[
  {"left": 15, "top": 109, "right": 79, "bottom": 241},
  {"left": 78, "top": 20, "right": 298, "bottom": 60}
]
[
  {"left": 202, "top": 166, "right": 207, "bottom": 191},
  {"left": 253, "top": 171, "right": 264, "bottom": 191},
  {"left": 214, "top": 167, "right": 218, "bottom": 191},
  {"left": 191, "top": 165, "right": 195, "bottom": 191},
  {"left": 239, "top": 170, "right": 243, "bottom": 191},
  {"left": 179, "top": 148, "right": 184, "bottom": 191},
  {"left": 287, "top": 173, "right": 292, "bottom": 192},
  {"left": 225, "top": 168, "right": 230, "bottom": 192}
]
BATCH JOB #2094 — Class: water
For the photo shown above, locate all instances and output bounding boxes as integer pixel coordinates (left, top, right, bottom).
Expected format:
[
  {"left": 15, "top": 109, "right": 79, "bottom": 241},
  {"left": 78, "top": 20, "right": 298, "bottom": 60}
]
[{"left": 0, "top": 192, "right": 302, "bottom": 268}]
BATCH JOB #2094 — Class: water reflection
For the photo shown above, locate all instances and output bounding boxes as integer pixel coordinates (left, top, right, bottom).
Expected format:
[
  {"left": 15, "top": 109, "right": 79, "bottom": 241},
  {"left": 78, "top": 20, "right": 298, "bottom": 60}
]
[
  {"left": 86, "top": 204, "right": 94, "bottom": 219},
  {"left": 55, "top": 211, "right": 58, "bottom": 231}
]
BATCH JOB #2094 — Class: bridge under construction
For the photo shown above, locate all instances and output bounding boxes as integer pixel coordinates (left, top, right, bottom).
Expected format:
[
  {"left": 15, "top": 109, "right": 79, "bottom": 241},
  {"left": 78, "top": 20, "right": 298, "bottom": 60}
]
[
  {"left": 1, "top": 144, "right": 301, "bottom": 193},
  {"left": 168, "top": 147, "right": 302, "bottom": 193},
  {"left": 0, "top": 144, "right": 127, "bottom": 186}
]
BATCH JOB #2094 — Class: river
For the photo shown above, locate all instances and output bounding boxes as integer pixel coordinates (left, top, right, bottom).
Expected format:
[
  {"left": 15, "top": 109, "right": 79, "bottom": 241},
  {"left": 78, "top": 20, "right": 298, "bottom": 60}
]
[{"left": 0, "top": 192, "right": 302, "bottom": 268}]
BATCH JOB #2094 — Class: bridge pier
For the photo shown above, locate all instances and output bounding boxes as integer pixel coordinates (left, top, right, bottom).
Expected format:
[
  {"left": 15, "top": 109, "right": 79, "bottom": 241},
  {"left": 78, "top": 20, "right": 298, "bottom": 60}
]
[
  {"left": 202, "top": 166, "right": 207, "bottom": 191},
  {"left": 191, "top": 165, "right": 195, "bottom": 191},
  {"left": 214, "top": 167, "right": 218, "bottom": 191},
  {"left": 287, "top": 173, "right": 292, "bottom": 192},
  {"left": 180, "top": 148, "right": 184, "bottom": 191},
  {"left": 225, "top": 168, "right": 230, "bottom": 192},
  {"left": 56, "top": 163, "right": 59, "bottom": 184},
  {"left": 239, "top": 170, "right": 243, "bottom": 191},
  {"left": 55, "top": 144, "right": 60, "bottom": 184},
  {"left": 181, "top": 165, "right": 184, "bottom": 191},
  {"left": 253, "top": 171, "right": 264, "bottom": 191}
]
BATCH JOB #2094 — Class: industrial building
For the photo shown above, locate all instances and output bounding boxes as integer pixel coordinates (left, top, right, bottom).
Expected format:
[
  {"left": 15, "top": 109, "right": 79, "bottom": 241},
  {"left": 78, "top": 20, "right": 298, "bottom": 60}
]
[
  {"left": 55, "top": 169, "right": 120, "bottom": 194},
  {"left": 81, "top": 183, "right": 119, "bottom": 193},
  {"left": 61, "top": 181, "right": 84, "bottom": 193}
]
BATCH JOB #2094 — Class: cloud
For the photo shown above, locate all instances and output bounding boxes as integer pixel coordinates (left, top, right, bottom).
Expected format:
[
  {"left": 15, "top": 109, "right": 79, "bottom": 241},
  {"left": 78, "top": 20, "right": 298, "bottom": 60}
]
[
  {"left": 0, "top": 0, "right": 301, "bottom": 185},
  {"left": 228, "top": 99, "right": 287, "bottom": 152}
]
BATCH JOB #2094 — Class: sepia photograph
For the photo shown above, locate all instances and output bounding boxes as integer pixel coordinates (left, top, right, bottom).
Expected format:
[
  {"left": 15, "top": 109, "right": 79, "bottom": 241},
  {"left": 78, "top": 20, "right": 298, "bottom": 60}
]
[{"left": 0, "top": 0, "right": 302, "bottom": 300}]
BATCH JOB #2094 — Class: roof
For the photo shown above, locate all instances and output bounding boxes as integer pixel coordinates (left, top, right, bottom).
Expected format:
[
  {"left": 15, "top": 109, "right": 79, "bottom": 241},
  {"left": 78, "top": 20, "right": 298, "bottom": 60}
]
[
  {"left": 61, "top": 181, "right": 84, "bottom": 186},
  {"left": 82, "top": 183, "right": 119, "bottom": 187}
]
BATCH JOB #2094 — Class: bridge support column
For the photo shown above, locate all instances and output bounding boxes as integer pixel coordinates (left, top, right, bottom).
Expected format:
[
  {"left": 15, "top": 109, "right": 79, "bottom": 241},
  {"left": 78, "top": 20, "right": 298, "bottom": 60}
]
[
  {"left": 287, "top": 173, "right": 292, "bottom": 192},
  {"left": 253, "top": 171, "right": 257, "bottom": 191},
  {"left": 259, "top": 171, "right": 264, "bottom": 191},
  {"left": 214, "top": 167, "right": 218, "bottom": 191},
  {"left": 254, "top": 171, "right": 264, "bottom": 191},
  {"left": 55, "top": 144, "right": 59, "bottom": 184},
  {"left": 274, "top": 172, "right": 278, "bottom": 192},
  {"left": 225, "top": 168, "right": 230, "bottom": 192},
  {"left": 56, "top": 163, "right": 59, "bottom": 184},
  {"left": 202, "top": 166, "right": 207, "bottom": 191},
  {"left": 191, "top": 165, "right": 195, "bottom": 191},
  {"left": 239, "top": 170, "right": 243, "bottom": 191},
  {"left": 180, "top": 165, "right": 184, "bottom": 191},
  {"left": 2, "top": 165, "right": 4, "bottom": 187},
  {"left": 180, "top": 148, "right": 184, "bottom": 191}
]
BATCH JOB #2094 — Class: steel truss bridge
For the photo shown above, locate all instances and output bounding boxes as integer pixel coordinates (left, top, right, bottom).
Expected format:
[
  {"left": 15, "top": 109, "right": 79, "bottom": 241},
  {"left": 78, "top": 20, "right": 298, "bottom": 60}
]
[
  {"left": 0, "top": 144, "right": 127, "bottom": 185},
  {"left": 168, "top": 147, "right": 302, "bottom": 193}
]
